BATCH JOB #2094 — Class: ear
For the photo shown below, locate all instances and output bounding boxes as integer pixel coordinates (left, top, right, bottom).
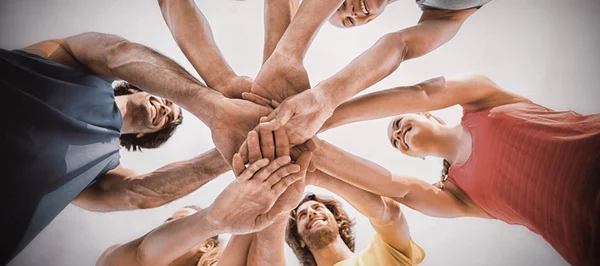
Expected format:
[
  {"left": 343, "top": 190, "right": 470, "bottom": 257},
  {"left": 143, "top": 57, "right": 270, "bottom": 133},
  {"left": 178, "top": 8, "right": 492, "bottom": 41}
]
[{"left": 136, "top": 133, "right": 145, "bottom": 138}]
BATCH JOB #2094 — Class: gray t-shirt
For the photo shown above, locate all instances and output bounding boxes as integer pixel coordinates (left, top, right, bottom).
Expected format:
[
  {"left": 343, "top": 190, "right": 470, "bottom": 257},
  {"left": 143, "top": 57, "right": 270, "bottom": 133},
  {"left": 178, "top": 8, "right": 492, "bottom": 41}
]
[
  {"left": 416, "top": 0, "right": 491, "bottom": 10},
  {"left": 0, "top": 49, "right": 122, "bottom": 264}
]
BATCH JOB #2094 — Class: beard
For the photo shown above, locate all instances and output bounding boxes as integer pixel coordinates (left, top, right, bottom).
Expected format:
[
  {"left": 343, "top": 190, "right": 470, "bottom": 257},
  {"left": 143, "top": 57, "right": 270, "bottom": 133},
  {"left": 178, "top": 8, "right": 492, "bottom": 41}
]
[
  {"left": 304, "top": 225, "right": 338, "bottom": 250},
  {"left": 126, "top": 100, "right": 153, "bottom": 131}
]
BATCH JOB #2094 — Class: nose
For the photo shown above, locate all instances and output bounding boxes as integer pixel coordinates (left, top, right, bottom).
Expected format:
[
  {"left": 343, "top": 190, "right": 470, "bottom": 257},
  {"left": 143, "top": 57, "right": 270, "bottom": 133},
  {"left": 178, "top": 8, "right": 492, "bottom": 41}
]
[
  {"left": 159, "top": 104, "right": 171, "bottom": 117},
  {"left": 307, "top": 208, "right": 317, "bottom": 219}
]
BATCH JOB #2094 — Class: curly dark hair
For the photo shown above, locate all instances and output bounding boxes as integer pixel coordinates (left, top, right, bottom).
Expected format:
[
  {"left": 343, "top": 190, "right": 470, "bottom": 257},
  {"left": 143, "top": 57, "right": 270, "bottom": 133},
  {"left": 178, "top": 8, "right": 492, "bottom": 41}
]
[
  {"left": 285, "top": 193, "right": 355, "bottom": 266},
  {"left": 114, "top": 82, "right": 183, "bottom": 151}
]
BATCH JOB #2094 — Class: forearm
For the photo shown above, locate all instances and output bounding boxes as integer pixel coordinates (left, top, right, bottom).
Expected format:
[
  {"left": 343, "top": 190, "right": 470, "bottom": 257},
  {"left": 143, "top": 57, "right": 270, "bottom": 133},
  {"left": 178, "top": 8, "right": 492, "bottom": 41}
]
[
  {"left": 247, "top": 215, "right": 288, "bottom": 266},
  {"left": 159, "top": 0, "right": 236, "bottom": 90},
  {"left": 313, "top": 140, "right": 411, "bottom": 198},
  {"left": 274, "top": 0, "right": 344, "bottom": 60},
  {"left": 216, "top": 234, "right": 254, "bottom": 266},
  {"left": 263, "top": 0, "right": 299, "bottom": 62},
  {"left": 321, "top": 77, "right": 446, "bottom": 131},
  {"left": 317, "top": 33, "right": 408, "bottom": 109},
  {"left": 63, "top": 32, "right": 224, "bottom": 126},
  {"left": 126, "top": 149, "right": 229, "bottom": 209},
  {"left": 311, "top": 170, "right": 388, "bottom": 221},
  {"left": 136, "top": 209, "right": 224, "bottom": 266}
]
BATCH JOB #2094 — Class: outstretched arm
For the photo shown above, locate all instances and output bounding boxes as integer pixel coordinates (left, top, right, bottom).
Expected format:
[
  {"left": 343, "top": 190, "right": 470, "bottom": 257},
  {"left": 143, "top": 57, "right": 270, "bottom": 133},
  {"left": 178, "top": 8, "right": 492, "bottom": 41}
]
[
  {"left": 322, "top": 74, "right": 527, "bottom": 130},
  {"left": 263, "top": 0, "right": 300, "bottom": 63},
  {"left": 258, "top": 8, "right": 481, "bottom": 144},
  {"left": 316, "top": 8, "right": 478, "bottom": 107},
  {"left": 23, "top": 33, "right": 225, "bottom": 127},
  {"left": 73, "top": 149, "right": 229, "bottom": 212},
  {"left": 311, "top": 138, "right": 484, "bottom": 218},
  {"left": 158, "top": 0, "right": 251, "bottom": 98},
  {"left": 97, "top": 139, "right": 307, "bottom": 266},
  {"left": 215, "top": 234, "right": 254, "bottom": 266}
]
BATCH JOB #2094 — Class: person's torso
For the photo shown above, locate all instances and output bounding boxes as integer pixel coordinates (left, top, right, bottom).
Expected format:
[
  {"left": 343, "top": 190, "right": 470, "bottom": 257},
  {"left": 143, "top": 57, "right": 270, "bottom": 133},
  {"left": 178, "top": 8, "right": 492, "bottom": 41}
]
[
  {"left": 1, "top": 48, "right": 123, "bottom": 263},
  {"left": 448, "top": 101, "right": 600, "bottom": 265},
  {"left": 334, "top": 235, "right": 425, "bottom": 266}
]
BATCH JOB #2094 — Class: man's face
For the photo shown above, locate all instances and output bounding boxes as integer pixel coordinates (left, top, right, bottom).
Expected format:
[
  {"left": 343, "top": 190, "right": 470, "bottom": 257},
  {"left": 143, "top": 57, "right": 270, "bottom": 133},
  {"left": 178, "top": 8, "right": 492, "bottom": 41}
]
[
  {"left": 123, "top": 92, "right": 182, "bottom": 134},
  {"left": 296, "top": 200, "right": 339, "bottom": 249}
]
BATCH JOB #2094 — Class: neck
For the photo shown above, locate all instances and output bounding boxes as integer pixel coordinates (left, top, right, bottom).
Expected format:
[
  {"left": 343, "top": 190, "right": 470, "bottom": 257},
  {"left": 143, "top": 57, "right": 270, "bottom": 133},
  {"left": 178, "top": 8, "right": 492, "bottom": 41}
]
[
  {"left": 311, "top": 236, "right": 353, "bottom": 266},
  {"left": 430, "top": 124, "right": 471, "bottom": 165},
  {"left": 115, "top": 95, "right": 132, "bottom": 134}
]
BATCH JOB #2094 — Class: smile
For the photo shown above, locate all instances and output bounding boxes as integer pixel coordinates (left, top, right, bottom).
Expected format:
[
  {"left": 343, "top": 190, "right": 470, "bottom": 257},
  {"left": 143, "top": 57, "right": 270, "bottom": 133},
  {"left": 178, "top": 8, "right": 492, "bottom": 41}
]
[
  {"left": 308, "top": 217, "right": 327, "bottom": 229},
  {"left": 359, "top": 0, "right": 369, "bottom": 15}
]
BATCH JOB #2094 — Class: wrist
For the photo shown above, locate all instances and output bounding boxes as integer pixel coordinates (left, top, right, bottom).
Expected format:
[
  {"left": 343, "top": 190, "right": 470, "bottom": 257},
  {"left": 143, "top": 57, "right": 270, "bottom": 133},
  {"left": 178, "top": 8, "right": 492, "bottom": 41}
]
[
  {"left": 195, "top": 208, "right": 227, "bottom": 236},
  {"left": 189, "top": 87, "right": 225, "bottom": 127}
]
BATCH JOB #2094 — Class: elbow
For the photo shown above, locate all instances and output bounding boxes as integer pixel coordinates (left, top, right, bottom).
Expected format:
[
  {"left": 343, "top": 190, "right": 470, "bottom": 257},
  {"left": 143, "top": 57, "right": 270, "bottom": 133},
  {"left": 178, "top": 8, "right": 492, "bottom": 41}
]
[
  {"left": 378, "top": 32, "right": 409, "bottom": 71},
  {"left": 104, "top": 40, "right": 140, "bottom": 73},
  {"left": 372, "top": 197, "right": 403, "bottom": 225}
]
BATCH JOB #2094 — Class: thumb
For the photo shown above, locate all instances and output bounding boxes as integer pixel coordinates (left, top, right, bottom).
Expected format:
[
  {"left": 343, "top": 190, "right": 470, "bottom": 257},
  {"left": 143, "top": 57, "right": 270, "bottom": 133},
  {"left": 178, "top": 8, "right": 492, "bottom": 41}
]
[{"left": 259, "top": 103, "right": 294, "bottom": 130}]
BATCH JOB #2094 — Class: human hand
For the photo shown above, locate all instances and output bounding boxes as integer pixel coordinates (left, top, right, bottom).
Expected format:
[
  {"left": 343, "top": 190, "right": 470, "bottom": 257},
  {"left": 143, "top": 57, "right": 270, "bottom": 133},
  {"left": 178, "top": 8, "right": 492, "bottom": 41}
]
[
  {"left": 215, "top": 75, "right": 253, "bottom": 99},
  {"left": 211, "top": 98, "right": 272, "bottom": 164},
  {"left": 251, "top": 51, "right": 310, "bottom": 103},
  {"left": 258, "top": 88, "right": 334, "bottom": 146},
  {"left": 206, "top": 154, "right": 303, "bottom": 235}
]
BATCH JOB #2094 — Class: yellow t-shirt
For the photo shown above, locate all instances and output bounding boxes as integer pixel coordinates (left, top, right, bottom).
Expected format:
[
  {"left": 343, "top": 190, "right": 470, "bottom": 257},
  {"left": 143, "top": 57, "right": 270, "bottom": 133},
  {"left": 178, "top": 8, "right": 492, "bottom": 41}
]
[{"left": 333, "top": 235, "right": 425, "bottom": 266}]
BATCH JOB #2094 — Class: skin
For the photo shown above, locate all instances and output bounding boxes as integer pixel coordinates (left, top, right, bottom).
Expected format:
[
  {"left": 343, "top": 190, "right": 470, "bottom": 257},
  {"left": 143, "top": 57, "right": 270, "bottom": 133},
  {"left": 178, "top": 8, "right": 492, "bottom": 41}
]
[
  {"left": 115, "top": 91, "right": 182, "bottom": 136},
  {"left": 305, "top": 74, "right": 529, "bottom": 219},
  {"left": 329, "top": 0, "right": 397, "bottom": 28},
  {"left": 251, "top": 0, "right": 481, "bottom": 146},
  {"left": 96, "top": 130, "right": 308, "bottom": 266}
]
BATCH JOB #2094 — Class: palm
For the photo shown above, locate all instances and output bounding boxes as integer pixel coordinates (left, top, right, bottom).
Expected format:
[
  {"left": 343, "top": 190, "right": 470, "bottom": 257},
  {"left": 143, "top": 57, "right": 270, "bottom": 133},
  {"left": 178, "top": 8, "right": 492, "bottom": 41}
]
[
  {"left": 211, "top": 98, "right": 272, "bottom": 163},
  {"left": 251, "top": 52, "right": 310, "bottom": 103}
]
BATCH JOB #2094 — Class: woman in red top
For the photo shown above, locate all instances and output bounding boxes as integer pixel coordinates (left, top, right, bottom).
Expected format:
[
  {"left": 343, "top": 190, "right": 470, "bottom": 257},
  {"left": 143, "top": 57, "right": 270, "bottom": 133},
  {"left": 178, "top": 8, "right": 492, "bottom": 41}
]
[{"left": 305, "top": 73, "right": 600, "bottom": 265}]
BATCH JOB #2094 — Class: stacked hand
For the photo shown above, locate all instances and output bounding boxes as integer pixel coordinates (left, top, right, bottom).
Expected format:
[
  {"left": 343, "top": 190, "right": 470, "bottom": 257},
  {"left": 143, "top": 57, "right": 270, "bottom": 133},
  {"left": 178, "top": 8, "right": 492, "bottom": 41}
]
[
  {"left": 206, "top": 130, "right": 307, "bottom": 234},
  {"left": 238, "top": 127, "right": 312, "bottom": 218},
  {"left": 250, "top": 51, "right": 311, "bottom": 103}
]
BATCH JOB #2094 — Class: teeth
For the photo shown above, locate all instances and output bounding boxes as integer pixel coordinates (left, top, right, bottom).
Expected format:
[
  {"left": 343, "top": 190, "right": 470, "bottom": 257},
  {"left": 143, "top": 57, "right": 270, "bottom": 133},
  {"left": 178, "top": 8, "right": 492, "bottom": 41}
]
[{"left": 360, "top": 0, "right": 369, "bottom": 15}]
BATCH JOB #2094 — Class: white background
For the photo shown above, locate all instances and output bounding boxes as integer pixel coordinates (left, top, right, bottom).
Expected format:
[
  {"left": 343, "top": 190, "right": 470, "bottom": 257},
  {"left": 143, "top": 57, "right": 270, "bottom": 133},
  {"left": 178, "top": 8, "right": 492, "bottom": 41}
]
[{"left": 2, "top": 0, "right": 599, "bottom": 265}]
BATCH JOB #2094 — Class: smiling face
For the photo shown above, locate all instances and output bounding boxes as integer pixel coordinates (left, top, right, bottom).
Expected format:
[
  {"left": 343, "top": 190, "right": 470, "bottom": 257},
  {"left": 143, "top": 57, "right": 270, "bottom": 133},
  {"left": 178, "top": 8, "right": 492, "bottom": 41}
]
[
  {"left": 329, "top": 0, "right": 394, "bottom": 28},
  {"left": 121, "top": 92, "right": 182, "bottom": 135},
  {"left": 387, "top": 113, "right": 442, "bottom": 158},
  {"left": 295, "top": 200, "right": 340, "bottom": 250}
]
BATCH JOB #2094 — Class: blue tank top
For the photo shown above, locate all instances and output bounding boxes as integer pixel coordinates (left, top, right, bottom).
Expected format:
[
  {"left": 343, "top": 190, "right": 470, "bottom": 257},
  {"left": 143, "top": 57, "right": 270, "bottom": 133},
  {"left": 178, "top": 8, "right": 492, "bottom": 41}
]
[{"left": 0, "top": 49, "right": 122, "bottom": 264}]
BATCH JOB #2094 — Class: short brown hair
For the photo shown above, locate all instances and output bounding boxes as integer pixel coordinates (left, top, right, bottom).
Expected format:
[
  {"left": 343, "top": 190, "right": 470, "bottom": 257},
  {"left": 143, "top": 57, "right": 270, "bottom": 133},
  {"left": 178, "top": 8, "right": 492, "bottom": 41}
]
[
  {"left": 114, "top": 82, "right": 183, "bottom": 151},
  {"left": 285, "top": 193, "right": 355, "bottom": 266}
]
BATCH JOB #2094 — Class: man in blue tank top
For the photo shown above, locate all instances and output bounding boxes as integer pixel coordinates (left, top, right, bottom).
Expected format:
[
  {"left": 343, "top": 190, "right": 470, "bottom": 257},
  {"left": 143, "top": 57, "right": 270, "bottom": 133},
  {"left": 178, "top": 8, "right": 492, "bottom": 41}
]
[{"left": 1, "top": 32, "right": 271, "bottom": 264}]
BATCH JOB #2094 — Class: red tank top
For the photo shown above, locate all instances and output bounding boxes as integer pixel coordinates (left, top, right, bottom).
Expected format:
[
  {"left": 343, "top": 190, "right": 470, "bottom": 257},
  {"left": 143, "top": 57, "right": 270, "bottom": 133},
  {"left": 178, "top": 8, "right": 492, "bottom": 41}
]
[{"left": 447, "top": 101, "right": 600, "bottom": 265}]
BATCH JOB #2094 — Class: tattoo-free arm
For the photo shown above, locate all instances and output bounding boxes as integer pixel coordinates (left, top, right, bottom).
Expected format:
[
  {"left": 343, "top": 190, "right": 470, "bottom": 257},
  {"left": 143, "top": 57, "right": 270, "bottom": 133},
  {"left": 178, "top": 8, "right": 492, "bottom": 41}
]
[
  {"left": 158, "top": 0, "right": 236, "bottom": 90},
  {"left": 310, "top": 170, "right": 411, "bottom": 253},
  {"left": 322, "top": 74, "right": 527, "bottom": 131},
  {"left": 263, "top": 0, "right": 300, "bottom": 63},
  {"left": 246, "top": 215, "right": 288, "bottom": 266},
  {"left": 313, "top": 140, "right": 479, "bottom": 218},
  {"left": 215, "top": 234, "right": 254, "bottom": 266},
  {"left": 73, "top": 149, "right": 230, "bottom": 211},
  {"left": 273, "top": 0, "right": 344, "bottom": 59},
  {"left": 59, "top": 32, "right": 224, "bottom": 127},
  {"left": 96, "top": 208, "right": 223, "bottom": 266},
  {"left": 318, "top": 8, "right": 478, "bottom": 109}
]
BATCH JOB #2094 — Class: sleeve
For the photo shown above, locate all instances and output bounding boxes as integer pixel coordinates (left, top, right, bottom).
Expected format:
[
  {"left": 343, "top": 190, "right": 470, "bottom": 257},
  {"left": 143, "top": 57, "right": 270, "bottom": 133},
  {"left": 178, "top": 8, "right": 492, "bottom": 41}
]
[{"left": 371, "top": 234, "right": 426, "bottom": 265}]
